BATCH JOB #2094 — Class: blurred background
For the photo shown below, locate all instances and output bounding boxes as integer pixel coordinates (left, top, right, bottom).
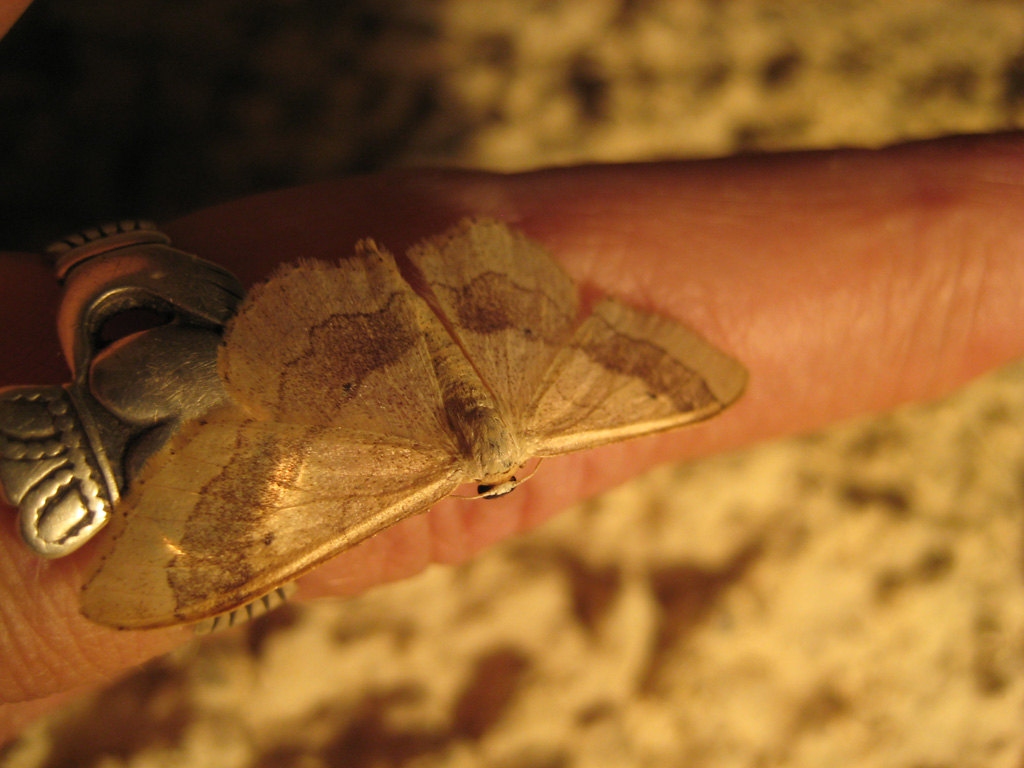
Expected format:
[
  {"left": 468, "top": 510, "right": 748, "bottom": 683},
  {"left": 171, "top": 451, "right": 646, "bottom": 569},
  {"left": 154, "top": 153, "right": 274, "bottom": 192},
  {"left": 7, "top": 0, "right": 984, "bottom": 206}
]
[
  {"left": 3, "top": 2, "right": 1024, "bottom": 767},
  {"left": 4, "top": 1, "right": 1024, "bottom": 247}
]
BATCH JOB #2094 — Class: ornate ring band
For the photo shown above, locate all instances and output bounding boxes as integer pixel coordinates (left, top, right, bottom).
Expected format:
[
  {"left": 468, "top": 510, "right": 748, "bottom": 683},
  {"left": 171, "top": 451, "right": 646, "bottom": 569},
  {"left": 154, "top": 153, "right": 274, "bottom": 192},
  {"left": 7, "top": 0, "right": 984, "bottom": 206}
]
[{"left": 1, "top": 222, "right": 244, "bottom": 558}]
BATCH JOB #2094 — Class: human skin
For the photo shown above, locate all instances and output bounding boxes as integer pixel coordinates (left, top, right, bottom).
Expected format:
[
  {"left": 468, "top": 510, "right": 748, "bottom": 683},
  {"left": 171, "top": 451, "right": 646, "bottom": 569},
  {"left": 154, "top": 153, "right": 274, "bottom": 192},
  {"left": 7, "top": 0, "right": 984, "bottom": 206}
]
[
  {"left": 0, "top": 0, "right": 31, "bottom": 40},
  {"left": 2, "top": 135, "right": 1024, "bottom": 743}
]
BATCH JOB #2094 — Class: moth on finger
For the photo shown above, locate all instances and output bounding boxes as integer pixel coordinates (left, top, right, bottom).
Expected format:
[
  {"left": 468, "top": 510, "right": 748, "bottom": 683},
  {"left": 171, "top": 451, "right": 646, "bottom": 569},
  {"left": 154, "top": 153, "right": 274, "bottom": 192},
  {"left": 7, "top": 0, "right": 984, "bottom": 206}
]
[{"left": 80, "top": 218, "right": 748, "bottom": 629}]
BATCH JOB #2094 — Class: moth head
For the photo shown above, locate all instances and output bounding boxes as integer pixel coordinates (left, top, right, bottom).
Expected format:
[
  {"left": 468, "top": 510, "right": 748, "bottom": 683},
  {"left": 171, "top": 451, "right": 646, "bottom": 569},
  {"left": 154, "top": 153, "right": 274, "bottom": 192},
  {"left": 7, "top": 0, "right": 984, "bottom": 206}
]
[
  {"left": 474, "top": 457, "right": 542, "bottom": 499},
  {"left": 477, "top": 477, "right": 518, "bottom": 499}
]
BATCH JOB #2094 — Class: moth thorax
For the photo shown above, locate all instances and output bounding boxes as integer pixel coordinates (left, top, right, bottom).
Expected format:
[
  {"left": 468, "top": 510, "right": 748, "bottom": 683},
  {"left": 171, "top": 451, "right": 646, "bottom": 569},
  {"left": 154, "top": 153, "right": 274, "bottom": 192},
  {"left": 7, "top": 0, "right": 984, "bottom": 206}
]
[{"left": 453, "top": 403, "right": 521, "bottom": 485}]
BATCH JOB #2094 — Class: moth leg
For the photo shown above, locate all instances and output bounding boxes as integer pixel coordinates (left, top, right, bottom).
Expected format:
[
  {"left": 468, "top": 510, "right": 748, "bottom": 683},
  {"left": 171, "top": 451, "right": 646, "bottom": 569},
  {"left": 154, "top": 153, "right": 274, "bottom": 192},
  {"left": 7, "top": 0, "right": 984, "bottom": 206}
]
[{"left": 192, "top": 583, "right": 298, "bottom": 635}]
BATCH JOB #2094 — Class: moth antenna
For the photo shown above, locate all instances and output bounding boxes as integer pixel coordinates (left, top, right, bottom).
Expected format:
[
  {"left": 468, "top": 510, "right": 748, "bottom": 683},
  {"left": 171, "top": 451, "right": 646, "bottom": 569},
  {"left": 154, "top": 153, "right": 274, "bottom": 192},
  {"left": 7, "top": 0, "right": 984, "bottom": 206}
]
[
  {"left": 516, "top": 458, "right": 543, "bottom": 484},
  {"left": 192, "top": 582, "right": 298, "bottom": 635}
]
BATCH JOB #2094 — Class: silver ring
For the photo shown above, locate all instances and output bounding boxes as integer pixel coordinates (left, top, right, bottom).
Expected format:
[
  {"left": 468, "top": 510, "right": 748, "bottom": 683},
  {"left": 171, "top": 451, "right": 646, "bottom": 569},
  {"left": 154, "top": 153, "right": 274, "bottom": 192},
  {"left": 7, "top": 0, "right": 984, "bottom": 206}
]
[{"left": 0, "top": 222, "right": 244, "bottom": 557}]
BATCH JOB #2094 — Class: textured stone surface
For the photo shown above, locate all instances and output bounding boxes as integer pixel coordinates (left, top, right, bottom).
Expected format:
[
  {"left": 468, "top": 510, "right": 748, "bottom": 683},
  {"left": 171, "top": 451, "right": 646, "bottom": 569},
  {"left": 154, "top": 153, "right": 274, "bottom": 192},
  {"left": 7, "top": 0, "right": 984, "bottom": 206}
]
[{"left": 3, "top": 2, "right": 1024, "bottom": 767}]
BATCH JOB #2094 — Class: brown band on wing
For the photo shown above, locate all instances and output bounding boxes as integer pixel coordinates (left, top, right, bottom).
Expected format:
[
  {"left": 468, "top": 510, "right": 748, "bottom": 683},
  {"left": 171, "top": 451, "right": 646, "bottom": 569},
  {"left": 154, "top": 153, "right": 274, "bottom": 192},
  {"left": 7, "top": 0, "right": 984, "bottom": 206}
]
[
  {"left": 581, "top": 317, "right": 719, "bottom": 413},
  {"left": 274, "top": 291, "right": 418, "bottom": 408},
  {"left": 168, "top": 421, "right": 315, "bottom": 615},
  {"left": 441, "top": 271, "right": 576, "bottom": 340}
]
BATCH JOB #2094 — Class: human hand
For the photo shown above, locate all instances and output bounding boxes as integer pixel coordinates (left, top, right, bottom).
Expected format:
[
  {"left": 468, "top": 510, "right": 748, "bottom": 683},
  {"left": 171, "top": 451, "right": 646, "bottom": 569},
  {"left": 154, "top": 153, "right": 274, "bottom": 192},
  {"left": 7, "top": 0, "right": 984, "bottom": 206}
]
[{"left": 2, "top": 134, "right": 1023, "bottom": 742}]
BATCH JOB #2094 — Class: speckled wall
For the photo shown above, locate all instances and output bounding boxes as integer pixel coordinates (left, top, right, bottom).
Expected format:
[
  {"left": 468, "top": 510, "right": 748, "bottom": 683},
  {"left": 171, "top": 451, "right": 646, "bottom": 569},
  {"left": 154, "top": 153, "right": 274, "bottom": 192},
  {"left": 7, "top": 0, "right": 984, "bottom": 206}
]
[{"left": 3, "top": 2, "right": 1024, "bottom": 767}]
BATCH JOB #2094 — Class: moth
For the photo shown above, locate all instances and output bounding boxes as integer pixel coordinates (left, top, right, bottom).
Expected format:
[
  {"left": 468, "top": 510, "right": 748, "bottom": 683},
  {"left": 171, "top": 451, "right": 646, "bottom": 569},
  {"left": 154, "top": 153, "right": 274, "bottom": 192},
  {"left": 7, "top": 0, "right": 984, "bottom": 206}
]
[{"left": 81, "top": 219, "right": 747, "bottom": 629}]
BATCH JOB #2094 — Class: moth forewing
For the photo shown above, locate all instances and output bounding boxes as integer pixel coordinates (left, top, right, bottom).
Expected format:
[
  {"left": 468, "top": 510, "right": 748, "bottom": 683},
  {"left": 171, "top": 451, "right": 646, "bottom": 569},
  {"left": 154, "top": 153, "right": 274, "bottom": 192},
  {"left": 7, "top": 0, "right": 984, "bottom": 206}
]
[
  {"left": 81, "top": 413, "right": 464, "bottom": 629},
  {"left": 522, "top": 298, "right": 747, "bottom": 456},
  {"left": 406, "top": 218, "right": 580, "bottom": 424}
]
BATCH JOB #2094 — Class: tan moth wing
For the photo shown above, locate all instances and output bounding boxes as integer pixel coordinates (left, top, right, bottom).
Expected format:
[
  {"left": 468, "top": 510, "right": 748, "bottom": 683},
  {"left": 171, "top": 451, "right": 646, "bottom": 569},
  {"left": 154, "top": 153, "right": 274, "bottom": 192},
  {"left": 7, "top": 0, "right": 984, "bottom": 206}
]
[
  {"left": 81, "top": 407, "right": 460, "bottom": 628},
  {"left": 407, "top": 219, "right": 578, "bottom": 430},
  {"left": 83, "top": 241, "right": 477, "bottom": 628},
  {"left": 524, "top": 298, "right": 747, "bottom": 455},
  {"left": 221, "top": 241, "right": 460, "bottom": 444},
  {"left": 408, "top": 218, "right": 746, "bottom": 456}
]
